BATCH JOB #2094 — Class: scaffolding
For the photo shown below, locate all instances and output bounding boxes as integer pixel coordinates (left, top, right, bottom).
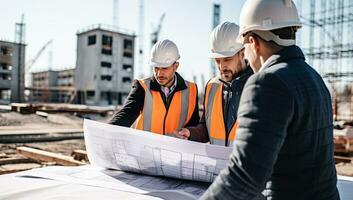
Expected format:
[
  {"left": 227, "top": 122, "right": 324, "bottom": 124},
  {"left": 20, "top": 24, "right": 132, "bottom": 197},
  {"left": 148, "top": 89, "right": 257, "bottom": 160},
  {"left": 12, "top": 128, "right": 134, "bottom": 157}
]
[{"left": 298, "top": 0, "right": 353, "bottom": 121}]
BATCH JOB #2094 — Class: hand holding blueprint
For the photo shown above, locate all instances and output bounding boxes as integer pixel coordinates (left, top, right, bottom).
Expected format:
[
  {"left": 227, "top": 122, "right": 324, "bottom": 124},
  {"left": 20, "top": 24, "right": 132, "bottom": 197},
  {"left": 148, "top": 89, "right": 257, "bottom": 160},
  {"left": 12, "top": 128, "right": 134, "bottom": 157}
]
[{"left": 84, "top": 119, "right": 233, "bottom": 182}]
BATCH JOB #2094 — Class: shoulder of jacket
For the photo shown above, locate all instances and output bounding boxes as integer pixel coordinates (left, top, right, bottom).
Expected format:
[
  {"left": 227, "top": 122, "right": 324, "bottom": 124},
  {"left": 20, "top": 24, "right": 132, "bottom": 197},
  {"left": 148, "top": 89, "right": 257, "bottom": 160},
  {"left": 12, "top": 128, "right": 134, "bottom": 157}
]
[
  {"left": 137, "top": 77, "right": 152, "bottom": 83},
  {"left": 246, "top": 69, "right": 291, "bottom": 95},
  {"left": 206, "top": 77, "right": 222, "bottom": 89},
  {"left": 136, "top": 78, "right": 153, "bottom": 91},
  {"left": 184, "top": 80, "right": 197, "bottom": 87}
]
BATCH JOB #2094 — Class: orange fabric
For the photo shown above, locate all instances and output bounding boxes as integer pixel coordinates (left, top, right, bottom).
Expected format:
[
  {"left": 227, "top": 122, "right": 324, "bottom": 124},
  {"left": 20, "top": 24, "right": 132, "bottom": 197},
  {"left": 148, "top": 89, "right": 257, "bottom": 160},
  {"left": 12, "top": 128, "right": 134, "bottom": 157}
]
[
  {"left": 205, "top": 79, "right": 237, "bottom": 143},
  {"left": 135, "top": 79, "right": 196, "bottom": 135},
  {"left": 164, "top": 91, "right": 182, "bottom": 134}
]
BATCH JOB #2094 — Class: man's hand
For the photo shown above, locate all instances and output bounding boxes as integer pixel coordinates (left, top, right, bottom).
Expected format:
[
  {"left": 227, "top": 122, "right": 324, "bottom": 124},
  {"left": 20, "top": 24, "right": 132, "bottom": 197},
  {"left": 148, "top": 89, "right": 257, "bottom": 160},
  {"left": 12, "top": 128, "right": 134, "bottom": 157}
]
[{"left": 173, "top": 128, "right": 190, "bottom": 140}]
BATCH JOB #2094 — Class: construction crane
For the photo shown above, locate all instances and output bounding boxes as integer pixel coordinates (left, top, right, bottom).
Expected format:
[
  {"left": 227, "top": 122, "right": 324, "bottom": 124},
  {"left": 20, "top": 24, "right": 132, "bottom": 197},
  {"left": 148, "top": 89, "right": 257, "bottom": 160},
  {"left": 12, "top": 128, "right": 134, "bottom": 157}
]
[
  {"left": 24, "top": 40, "right": 53, "bottom": 87},
  {"left": 151, "top": 13, "right": 166, "bottom": 47},
  {"left": 25, "top": 39, "right": 53, "bottom": 72},
  {"left": 210, "top": 4, "right": 221, "bottom": 77},
  {"left": 138, "top": 0, "right": 145, "bottom": 78}
]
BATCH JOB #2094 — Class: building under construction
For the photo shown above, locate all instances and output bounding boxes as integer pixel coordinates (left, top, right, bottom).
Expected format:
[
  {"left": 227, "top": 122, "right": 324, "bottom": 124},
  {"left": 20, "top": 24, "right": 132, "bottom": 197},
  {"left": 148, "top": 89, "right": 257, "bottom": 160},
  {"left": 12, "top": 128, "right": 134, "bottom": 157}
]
[
  {"left": 0, "top": 40, "right": 25, "bottom": 104},
  {"left": 75, "top": 24, "right": 135, "bottom": 106},
  {"left": 30, "top": 68, "right": 75, "bottom": 103}
]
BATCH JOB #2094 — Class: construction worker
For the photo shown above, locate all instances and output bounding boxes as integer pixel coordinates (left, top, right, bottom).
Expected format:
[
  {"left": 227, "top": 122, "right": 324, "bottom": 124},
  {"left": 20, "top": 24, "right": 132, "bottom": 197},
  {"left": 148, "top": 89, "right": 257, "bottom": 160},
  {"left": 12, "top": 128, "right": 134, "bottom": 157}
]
[
  {"left": 173, "top": 22, "right": 253, "bottom": 147},
  {"left": 109, "top": 39, "right": 200, "bottom": 135},
  {"left": 201, "top": 0, "right": 339, "bottom": 200}
]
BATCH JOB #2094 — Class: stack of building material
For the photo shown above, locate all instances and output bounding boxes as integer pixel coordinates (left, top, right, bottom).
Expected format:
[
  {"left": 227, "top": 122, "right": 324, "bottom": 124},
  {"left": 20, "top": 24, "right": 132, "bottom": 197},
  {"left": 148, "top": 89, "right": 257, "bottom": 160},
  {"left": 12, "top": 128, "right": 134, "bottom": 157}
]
[
  {"left": 16, "top": 147, "right": 85, "bottom": 166},
  {"left": 334, "top": 127, "right": 353, "bottom": 153},
  {"left": 0, "top": 147, "right": 87, "bottom": 175}
]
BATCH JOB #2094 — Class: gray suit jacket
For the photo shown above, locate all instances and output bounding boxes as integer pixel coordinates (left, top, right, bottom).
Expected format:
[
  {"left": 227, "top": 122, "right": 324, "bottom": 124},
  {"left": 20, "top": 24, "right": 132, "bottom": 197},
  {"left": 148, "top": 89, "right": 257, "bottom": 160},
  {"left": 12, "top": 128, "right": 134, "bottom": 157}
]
[{"left": 200, "top": 46, "right": 340, "bottom": 200}]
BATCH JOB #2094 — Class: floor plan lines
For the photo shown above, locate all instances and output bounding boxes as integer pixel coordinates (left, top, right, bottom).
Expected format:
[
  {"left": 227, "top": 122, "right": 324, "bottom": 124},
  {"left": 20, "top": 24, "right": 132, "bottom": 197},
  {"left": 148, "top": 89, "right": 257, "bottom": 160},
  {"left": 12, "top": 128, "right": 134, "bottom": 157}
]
[{"left": 84, "top": 119, "right": 233, "bottom": 182}]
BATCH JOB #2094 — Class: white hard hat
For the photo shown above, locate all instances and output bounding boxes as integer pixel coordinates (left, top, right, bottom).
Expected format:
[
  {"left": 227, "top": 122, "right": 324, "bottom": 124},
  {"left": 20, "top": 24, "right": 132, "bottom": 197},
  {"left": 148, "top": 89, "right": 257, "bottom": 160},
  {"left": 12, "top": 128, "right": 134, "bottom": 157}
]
[
  {"left": 209, "top": 22, "right": 244, "bottom": 58},
  {"left": 150, "top": 39, "right": 180, "bottom": 68},
  {"left": 237, "top": 0, "right": 302, "bottom": 46}
]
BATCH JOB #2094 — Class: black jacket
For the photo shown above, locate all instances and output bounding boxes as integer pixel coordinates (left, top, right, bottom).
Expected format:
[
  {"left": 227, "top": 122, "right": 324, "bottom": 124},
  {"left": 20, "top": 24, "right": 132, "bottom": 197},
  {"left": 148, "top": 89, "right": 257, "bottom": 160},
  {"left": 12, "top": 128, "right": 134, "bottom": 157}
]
[
  {"left": 201, "top": 46, "right": 339, "bottom": 200},
  {"left": 109, "top": 72, "right": 200, "bottom": 130},
  {"left": 188, "top": 64, "right": 253, "bottom": 145}
]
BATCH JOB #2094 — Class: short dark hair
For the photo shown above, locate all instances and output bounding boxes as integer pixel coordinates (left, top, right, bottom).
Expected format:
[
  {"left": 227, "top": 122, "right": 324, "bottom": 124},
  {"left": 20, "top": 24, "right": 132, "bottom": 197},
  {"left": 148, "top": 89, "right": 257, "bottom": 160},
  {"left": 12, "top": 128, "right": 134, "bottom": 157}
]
[
  {"left": 242, "top": 26, "right": 298, "bottom": 47},
  {"left": 270, "top": 27, "right": 298, "bottom": 40}
]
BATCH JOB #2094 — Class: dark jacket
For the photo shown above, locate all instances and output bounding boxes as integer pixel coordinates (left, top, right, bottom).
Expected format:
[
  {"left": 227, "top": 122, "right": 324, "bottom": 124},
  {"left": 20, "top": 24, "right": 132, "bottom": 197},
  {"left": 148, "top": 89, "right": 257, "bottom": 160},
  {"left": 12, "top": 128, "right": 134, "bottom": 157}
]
[
  {"left": 188, "top": 63, "right": 253, "bottom": 145},
  {"left": 201, "top": 46, "right": 339, "bottom": 200},
  {"left": 109, "top": 72, "right": 200, "bottom": 130}
]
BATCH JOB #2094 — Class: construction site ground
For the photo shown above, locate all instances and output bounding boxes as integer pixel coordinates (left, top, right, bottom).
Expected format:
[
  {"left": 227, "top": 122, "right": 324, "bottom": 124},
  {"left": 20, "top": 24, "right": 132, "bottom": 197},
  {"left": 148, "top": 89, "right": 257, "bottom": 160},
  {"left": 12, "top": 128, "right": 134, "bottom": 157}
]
[
  {"left": 1, "top": 109, "right": 353, "bottom": 177},
  {"left": 0, "top": 109, "right": 110, "bottom": 174}
]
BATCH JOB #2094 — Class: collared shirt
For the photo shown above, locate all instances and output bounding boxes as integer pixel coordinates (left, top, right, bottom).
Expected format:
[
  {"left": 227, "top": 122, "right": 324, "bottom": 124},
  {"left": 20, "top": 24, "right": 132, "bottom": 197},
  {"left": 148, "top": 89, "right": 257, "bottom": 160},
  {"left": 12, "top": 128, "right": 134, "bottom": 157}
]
[
  {"left": 161, "top": 75, "right": 177, "bottom": 98},
  {"left": 259, "top": 54, "right": 281, "bottom": 72}
]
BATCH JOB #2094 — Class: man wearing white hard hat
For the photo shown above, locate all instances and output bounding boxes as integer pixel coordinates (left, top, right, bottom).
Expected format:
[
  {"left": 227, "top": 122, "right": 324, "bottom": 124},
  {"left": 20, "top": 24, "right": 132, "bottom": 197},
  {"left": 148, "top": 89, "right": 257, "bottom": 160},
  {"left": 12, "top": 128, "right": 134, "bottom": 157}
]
[
  {"left": 173, "top": 22, "right": 253, "bottom": 147},
  {"left": 201, "top": 0, "right": 339, "bottom": 200},
  {"left": 109, "top": 39, "right": 200, "bottom": 135}
]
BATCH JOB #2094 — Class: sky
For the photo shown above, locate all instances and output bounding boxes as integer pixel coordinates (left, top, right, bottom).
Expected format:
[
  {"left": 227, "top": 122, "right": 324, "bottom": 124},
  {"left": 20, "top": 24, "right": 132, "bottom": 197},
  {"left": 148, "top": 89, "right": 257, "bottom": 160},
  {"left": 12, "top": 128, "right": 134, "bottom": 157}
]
[
  {"left": 0, "top": 0, "right": 245, "bottom": 88},
  {"left": 2, "top": 0, "right": 351, "bottom": 89}
]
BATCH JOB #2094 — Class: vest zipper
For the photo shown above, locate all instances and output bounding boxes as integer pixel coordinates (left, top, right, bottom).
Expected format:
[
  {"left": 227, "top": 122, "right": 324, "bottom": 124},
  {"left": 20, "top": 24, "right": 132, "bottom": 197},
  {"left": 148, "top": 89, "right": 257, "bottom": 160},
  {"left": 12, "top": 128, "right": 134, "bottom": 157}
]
[
  {"left": 163, "top": 109, "right": 169, "bottom": 135},
  {"left": 223, "top": 87, "right": 231, "bottom": 146},
  {"left": 162, "top": 91, "right": 172, "bottom": 135}
]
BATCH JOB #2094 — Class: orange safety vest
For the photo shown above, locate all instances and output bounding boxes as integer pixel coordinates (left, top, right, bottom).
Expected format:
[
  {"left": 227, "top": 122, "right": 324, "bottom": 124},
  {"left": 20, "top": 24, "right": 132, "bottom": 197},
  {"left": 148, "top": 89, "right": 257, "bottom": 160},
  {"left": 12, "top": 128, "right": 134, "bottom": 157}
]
[
  {"left": 204, "top": 77, "right": 238, "bottom": 146},
  {"left": 135, "top": 78, "right": 197, "bottom": 135}
]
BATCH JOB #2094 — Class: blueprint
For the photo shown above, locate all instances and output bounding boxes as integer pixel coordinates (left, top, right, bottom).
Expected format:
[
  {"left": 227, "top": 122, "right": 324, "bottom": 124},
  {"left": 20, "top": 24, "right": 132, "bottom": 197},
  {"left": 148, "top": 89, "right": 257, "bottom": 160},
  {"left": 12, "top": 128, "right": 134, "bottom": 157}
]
[
  {"left": 15, "top": 165, "right": 208, "bottom": 199},
  {"left": 83, "top": 119, "right": 233, "bottom": 183}
]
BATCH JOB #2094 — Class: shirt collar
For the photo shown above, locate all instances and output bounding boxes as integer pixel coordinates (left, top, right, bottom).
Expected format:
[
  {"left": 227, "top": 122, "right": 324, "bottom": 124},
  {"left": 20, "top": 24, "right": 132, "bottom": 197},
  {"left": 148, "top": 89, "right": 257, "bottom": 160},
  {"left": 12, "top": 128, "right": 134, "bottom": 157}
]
[{"left": 258, "top": 45, "right": 305, "bottom": 72}]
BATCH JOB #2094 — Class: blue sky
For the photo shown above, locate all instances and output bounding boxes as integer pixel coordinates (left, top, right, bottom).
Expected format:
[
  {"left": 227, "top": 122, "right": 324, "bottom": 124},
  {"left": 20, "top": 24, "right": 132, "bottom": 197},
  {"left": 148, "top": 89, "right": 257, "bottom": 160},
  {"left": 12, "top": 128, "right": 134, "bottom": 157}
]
[{"left": 0, "top": 0, "right": 245, "bottom": 87}]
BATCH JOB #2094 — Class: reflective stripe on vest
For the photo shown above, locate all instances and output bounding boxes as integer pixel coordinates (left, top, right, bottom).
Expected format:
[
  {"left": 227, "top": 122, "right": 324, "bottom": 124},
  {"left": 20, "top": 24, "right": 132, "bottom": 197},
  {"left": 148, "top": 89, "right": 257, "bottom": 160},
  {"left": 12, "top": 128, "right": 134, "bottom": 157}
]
[
  {"left": 135, "top": 79, "right": 197, "bottom": 135},
  {"left": 205, "top": 77, "right": 238, "bottom": 146}
]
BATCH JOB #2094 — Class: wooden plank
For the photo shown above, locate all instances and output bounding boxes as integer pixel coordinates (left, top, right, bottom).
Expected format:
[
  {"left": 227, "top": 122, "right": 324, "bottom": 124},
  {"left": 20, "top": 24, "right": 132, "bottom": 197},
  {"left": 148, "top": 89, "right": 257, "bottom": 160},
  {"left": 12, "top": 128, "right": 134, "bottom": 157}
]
[
  {"left": 334, "top": 135, "right": 353, "bottom": 153},
  {"left": 335, "top": 156, "right": 353, "bottom": 163},
  {"left": 0, "top": 163, "right": 41, "bottom": 175},
  {"left": 0, "top": 168, "right": 28, "bottom": 175},
  {"left": 0, "top": 105, "right": 11, "bottom": 111},
  {"left": 35, "top": 111, "right": 49, "bottom": 118},
  {"left": 0, "top": 157, "right": 34, "bottom": 165},
  {"left": 16, "top": 146, "right": 85, "bottom": 166},
  {"left": 25, "top": 86, "right": 75, "bottom": 92},
  {"left": 71, "top": 149, "right": 88, "bottom": 162},
  {"left": 10, "top": 103, "right": 37, "bottom": 114}
]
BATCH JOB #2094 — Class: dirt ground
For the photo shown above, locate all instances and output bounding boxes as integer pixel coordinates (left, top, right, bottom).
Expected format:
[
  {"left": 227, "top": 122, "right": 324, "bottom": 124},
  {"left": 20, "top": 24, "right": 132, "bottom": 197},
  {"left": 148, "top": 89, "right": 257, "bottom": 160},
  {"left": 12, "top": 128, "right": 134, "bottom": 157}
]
[
  {"left": 0, "top": 110, "right": 103, "bottom": 173},
  {"left": 0, "top": 111, "right": 106, "bottom": 157},
  {"left": 0, "top": 139, "right": 86, "bottom": 156},
  {"left": 0, "top": 112, "right": 84, "bottom": 129},
  {"left": 0, "top": 112, "right": 48, "bottom": 126},
  {"left": 0, "top": 111, "right": 111, "bottom": 129}
]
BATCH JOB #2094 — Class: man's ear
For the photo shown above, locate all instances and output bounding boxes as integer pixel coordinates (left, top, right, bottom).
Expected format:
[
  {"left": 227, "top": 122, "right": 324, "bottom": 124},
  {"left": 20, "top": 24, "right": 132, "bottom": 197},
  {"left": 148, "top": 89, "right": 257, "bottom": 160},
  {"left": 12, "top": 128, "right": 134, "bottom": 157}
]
[
  {"left": 174, "top": 62, "right": 179, "bottom": 70},
  {"left": 249, "top": 35, "right": 260, "bottom": 53}
]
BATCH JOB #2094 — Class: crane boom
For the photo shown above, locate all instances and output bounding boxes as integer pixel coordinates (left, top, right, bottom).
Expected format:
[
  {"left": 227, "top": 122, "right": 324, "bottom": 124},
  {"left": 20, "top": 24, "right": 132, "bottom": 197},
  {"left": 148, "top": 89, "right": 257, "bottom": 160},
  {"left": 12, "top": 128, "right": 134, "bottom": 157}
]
[
  {"left": 151, "top": 13, "right": 166, "bottom": 46},
  {"left": 25, "top": 39, "right": 53, "bottom": 71}
]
